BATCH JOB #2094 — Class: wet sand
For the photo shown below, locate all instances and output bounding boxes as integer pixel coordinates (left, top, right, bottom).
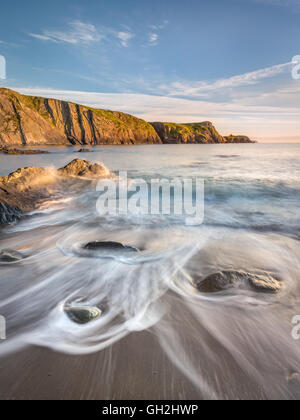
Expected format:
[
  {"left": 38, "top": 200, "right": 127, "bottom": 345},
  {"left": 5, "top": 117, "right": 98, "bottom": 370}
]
[{"left": 0, "top": 329, "right": 202, "bottom": 400}]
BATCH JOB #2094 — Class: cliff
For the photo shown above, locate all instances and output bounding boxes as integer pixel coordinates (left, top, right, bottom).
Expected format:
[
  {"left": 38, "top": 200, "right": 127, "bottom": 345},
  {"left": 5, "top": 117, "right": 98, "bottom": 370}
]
[
  {"left": 0, "top": 88, "right": 254, "bottom": 146},
  {"left": 150, "top": 121, "right": 254, "bottom": 144},
  {"left": 0, "top": 88, "right": 161, "bottom": 146},
  {"left": 224, "top": 135, "right": 254, "bottom": 144}
]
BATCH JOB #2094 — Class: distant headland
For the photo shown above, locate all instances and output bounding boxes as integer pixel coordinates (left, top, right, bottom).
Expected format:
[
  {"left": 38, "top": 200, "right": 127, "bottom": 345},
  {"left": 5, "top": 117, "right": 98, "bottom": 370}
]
[{"left": 0, "top": 88, "right": 254, "bottom": 147}]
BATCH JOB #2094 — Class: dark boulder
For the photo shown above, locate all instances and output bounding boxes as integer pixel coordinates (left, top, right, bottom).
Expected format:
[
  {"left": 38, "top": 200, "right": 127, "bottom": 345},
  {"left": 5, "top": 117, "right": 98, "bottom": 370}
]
[
  {"left": 0, "top": 202, "right": 22, "bottom": 225},
  {"left": 64, "top": 306, "right": 101, "bottom": 324},
  {"left": 195, "top": 270, "right": 281, "bottom": 294},
  {"left": 83, "top": 241, "right": 138, "bottom": 253}
]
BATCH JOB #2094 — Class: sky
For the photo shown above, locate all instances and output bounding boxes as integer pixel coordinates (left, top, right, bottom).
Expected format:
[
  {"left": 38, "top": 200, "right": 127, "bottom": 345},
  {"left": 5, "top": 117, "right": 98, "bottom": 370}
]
[{"left": 0, "top": 0, "right": 300, "bottom": 142}]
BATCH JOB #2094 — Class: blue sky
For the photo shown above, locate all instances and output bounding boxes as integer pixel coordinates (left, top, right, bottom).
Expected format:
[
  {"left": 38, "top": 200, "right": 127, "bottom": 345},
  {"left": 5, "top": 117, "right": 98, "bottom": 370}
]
[{"left": 0, "top": 0, "right": 300, "bottom": 141}]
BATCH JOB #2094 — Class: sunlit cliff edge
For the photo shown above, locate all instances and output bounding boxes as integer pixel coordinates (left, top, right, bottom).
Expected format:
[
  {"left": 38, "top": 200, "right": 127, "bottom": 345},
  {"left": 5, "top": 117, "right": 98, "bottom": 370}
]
[{"left": 0, "top": 88, "right": 254, "bottom": 146}]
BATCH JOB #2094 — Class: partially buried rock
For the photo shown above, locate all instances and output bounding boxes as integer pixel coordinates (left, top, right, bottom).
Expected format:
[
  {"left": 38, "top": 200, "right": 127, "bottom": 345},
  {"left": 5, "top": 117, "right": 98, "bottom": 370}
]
[
  {"left": 64, "top": 306, "right": 101, "bottom": 324},
  {"left": 83, "top": 241, "right": 138, "bottom": 253},
  {"left": 248, "top": 272, "right": 281, "bottom": 293},
  {"left": 196, "top": 271, "right": 242, "bottom": 293},
  {"left": 0, "top": 249, "right": 25, "bottom": 263},
  {"left": 196, "top": 270, "right": 281, "bottom": 294}
]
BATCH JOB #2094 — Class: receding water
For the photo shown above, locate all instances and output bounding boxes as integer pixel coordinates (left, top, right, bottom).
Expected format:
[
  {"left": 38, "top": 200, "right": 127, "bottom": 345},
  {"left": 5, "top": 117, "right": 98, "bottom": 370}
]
[{"left": 1, "top": 143, "right": 300, "bottom": 399}]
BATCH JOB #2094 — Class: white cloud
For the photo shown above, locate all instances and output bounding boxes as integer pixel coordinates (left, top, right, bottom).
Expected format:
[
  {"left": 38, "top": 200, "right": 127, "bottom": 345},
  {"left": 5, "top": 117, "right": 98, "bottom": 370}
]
[
  {"left": 150, "top": 20, "right": 169, "bottom": 30},
  {"left": 148, "top": 33, "right": 159, "bottom": 46},
  {"left": 117, "top": 31, "right": 135, "bottom": 47},
  {"left": 29, "top": 21, "right": 134, "bottom": 48},
  {"left": 30, "top": 20, "right": 104, "bottom": 45},
  {"left": 29, "top": 33, "right": 57, "bottom": 42},
  {"left": 159, "top": 62, "right": 293, "bottom": 97}
]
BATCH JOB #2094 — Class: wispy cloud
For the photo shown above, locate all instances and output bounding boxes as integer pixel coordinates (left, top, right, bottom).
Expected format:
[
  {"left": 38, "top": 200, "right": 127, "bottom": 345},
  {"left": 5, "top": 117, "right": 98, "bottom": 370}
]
[
  {"left": 158, "top": 62, "right": 293, "bottom": 97},
  {"left": 147, "top": 20, "right": 168, "bottom": 46},
  {"left": 150, "top": 20, "right": 169, "bottom": 30},
  {"left": 148, "top": 33, "right": 159, "bottom": 46},
  {"left": 30, "top": 20, "right": 104, "bottom": 45},
  {"left": 117, "top": 31, "right": 135, "bottom": 47},
  {"left": 29, "top": 20, "right": 135, "bottom": 48}
]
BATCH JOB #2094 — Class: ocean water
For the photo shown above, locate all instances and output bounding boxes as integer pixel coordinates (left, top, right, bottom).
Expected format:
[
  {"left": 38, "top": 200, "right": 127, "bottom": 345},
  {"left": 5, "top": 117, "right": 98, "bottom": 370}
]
[{"left": 1, "top": 143, "right": 300, "bottom": 399}]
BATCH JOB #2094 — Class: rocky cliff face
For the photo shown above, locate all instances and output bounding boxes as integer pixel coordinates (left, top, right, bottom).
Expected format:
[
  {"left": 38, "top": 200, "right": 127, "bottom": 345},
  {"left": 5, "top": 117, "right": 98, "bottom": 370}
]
[
  {"left": 150, "top": 121, "right": 254, "bottom": 144},
  {"left": 0, "top": 88, "right": 161, "bottom": 146},
  {"left": 0, "top": 88, "right": 254, "bottom": 146},
  {"left": 224, "top": 135, "right": 254, "bottom": 144}
]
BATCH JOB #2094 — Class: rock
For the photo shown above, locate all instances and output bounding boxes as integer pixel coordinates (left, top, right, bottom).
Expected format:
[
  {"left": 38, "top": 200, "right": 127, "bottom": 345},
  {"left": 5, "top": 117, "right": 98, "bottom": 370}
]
[
  {"left": 150, "top": 121, "right": 227, "bottom": 144},
  {"left": 196, "top": 271, "right": 243, "bottom": 293},
  {"left": 0, "top": 159, "right": 113, "bottom": 220},
  {"left": 58, "top": 159, "right": 111, "bottom": 178},
  {"left": 64, "top": 306, "right": 101, "bottom": 324},
  {"left": 225, "top": 135, "right": 255, "bottom": 144},
  {"left": 248, "top": 273, "right": 281, "bottom": 293},
  {"left": 0, "top": 249, "right": 25, "bottom": 262},
  {"left": 0, "top": 202, "right": 22, "bottom": 224},
  {"left": 0, "top": 146, "right": 49, "bottom": 155},
  {"left": 196, "top": 270, "right": 281, "bottom": 294},
  {"left": 83, "top": 241, "right": 139, "bottom": 253},
  {"left": 76, "top": 148, "right": 91, "bottom": 153}
]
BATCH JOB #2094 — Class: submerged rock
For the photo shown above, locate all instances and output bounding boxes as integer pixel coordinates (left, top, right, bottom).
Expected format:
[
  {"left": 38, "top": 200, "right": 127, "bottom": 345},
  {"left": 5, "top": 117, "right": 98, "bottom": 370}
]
[
  {"left": 0, "top": 249, "right": 25, "bottom": 262},
  {"left": 76, "top": 148, "right": 91, "bottom": 153},
  {"left": 64, "top": 306, "right": 101, "bottom": 324},
  {"left": 0, "top": 146, "right": 49, "bottom": 155},
  {"left": 83, "top": 241, "right": 139, "bottom": 253},
  {"left": 196, "top": 270, "right": 281, "bottom": 294}
]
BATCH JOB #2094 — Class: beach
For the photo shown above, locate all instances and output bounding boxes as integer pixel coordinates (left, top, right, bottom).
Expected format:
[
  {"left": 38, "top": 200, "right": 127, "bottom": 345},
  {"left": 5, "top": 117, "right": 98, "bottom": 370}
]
[{"left": 0, "top": 144, "right": 300, "bottom": 400}]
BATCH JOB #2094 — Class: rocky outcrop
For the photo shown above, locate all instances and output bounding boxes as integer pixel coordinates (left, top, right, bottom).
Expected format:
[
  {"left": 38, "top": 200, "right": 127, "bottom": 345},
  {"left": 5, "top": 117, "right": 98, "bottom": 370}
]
[
  {"left": 0, "top": 88, "right": 161, "bottom": 146},
  {"left": 225, "top": 135, "right": 254, "bottom": 144},
  {"left": 58, "top": 159, "right": 111, "bottom": 178},
  {"left": 0, "top": 88, "right": 254, "bottom": 146},
  {"left": 195, "top": 270, "right": 281, "bottom": 294},
  {"left": 0, "top": 159, "right": 112, "bottom": 223},
  {"left": 0, "top": 145, "right": 49, "bottom": 155},
  {"left": 150, "top": 121, "right": 254, "bottom": 144}
]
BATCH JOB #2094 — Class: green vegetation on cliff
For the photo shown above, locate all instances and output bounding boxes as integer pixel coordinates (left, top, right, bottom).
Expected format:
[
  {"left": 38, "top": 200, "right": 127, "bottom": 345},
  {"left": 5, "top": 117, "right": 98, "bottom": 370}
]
[{"left": 0, "top": 88, "right": 253, "bottom": 146}]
